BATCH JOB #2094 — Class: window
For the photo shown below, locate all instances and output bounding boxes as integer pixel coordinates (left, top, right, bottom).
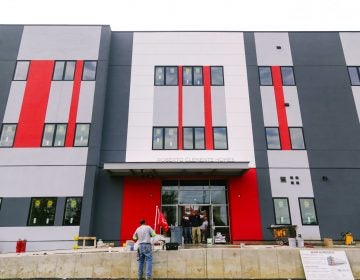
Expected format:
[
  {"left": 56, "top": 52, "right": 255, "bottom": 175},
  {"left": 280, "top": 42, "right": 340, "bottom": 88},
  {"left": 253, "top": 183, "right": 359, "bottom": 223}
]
[
  {"left": 299, "top": 198, "right": 318, "bottom": 225},
  {"left": 213, "top": 127, "right": 228, "bottom": 150},
  {"left": 53, "top": 61, "right": 76, "bottom": 81},
  {"left": 28, "top": 197, "right": 57, "bottom": 226},
  {"left": 152, "top": 127, "right": 178, "bottom": 150},
  {"left": 210, "top": 66, "right": 224, "bottom": 86},
  {"left": 0, "top": 198, "right": 2, "bottom": 211},
  {"left": 41, "top": 124, "right": 67, "bottom": 147},
  {"left": 259, "top": 66, "right": 272, "bottom": 85},
  {"left": 281, "top": 66, "right": 296, "bottom": 86},
  {"left": 183, "top": 66, "right": 203, "bottom": 86},
  {"left": 63, "top": 197, "right": 82, "bottom": 226},
  {"left": 154, "top": 66, "right": 178, "bottom": 86},
  {"left": 265, "top": 127, "right": 281, "bottom": 150},
  {"left": 348, "top": 67, "right": 360, "bottom": 85},
  {"left": 82, "top": 61, "right": 97, "bottom": 81},
  {"left": 273, "top": 198, "right": 291, "bottom": 225},
  {"left": 183, "top": 127, "right": 205, "bottom": 150},
  {"left": 289, "top": 127, "right": 305, "bottom": 150},
  {"left": 13, "top": 61, "right": 30, "bottom": 81},
  {"left": 0, "top": 124, "right": 16, "bottom": 147},
  {"left": 74, "top": 124, "right": 90, "bottom": 147}
]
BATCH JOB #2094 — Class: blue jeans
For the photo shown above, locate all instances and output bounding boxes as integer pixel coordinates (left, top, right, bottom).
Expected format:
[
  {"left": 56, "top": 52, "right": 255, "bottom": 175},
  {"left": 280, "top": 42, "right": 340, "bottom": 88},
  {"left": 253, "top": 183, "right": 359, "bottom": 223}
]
[
  {"left": 183, "top": 227, "right": 192, "bottom": 244},
  {"left": 138, "top": 243, "right": 152, "bottom": 279}
]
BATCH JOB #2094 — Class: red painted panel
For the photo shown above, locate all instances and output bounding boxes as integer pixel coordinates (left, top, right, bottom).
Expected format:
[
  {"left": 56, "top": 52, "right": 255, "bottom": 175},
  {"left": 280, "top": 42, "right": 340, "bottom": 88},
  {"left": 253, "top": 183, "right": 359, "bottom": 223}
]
[
  {"left": 178, "top": 66, "right": 183, "bottom": 150},
  {"left": 272, "top": 66, "right": 291, "bottom": 150},
  {"left": 65, "top": 60, "right": 84, "bottom": 147},
  {"left": 228, "top": 169, "right": 263, "bottom": 241},
  {"left": 203, "top": 66, "right": 214, "bottom": 150},
  {"left": 120, "top": 177, "right": 161, "bottom": 243},
  {"left": 14, "top": 60, "right": 54, "bottom": 147}
]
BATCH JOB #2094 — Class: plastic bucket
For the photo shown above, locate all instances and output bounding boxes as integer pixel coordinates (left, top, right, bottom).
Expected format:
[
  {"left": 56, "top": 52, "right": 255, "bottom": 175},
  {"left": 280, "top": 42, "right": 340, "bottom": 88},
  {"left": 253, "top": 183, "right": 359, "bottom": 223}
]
[
  {"left": 288, "top": 238, "right": 297, "bottom": 248},
  {"left": 207, "top": 238, "right": 212, "bottom": 245}
]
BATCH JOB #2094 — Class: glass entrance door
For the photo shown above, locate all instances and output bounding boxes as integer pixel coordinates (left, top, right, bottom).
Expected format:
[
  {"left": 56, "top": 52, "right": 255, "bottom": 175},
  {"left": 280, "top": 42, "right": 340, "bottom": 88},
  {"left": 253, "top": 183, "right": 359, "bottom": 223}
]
[{"left": 161, "top": 179, "right": 230, "bottom": 243}]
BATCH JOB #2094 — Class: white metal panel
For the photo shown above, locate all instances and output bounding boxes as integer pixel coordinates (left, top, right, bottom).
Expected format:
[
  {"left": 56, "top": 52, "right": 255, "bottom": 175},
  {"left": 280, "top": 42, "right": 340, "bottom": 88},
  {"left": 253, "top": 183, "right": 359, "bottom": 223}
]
[
  {"left": 45, "top": 82, "right": 72, "bottom": 123},
  {"left": 0, "top": 166, "right": 86, "bottom": 197},
  {"left": 18, "top": 26, "right": 102, "bottom": 60},
  {"left": 254, "top": 33, "right": 293, "bottom": 66},
  {"left": 267, "top": 151, "right": 309, "bottom": 168},
  {"left": 351, "top": 86, "right": 360, "bottom": 122},
  {"left": 76, "top": 82, "right": 95, "bottom": 123},
  {"left": 153, "top": 87, "right": 178, "bottom": 126},
  {"left": 284, "top": 87, "right": 303, "bottom": 127},
  {"left": 2, "top": 82, "right": 26, "bottom": 123},
  {"left": 183, "top": 87, "right": 204, "bottom": 126},
  {"left": 0, "top": 226, "right": 79, "bottom": 253},
  {"left": 211, "top": 87, "right": 227, "bottom": 126},
  {"left": 0, "top": 148, "right": 88, "bottom": 166},
  {"left": 260, "top": 86, "right": 278, "bottom": 127},
  {"left": 340, "top": 32, "right": 360, "bottom": 65}
]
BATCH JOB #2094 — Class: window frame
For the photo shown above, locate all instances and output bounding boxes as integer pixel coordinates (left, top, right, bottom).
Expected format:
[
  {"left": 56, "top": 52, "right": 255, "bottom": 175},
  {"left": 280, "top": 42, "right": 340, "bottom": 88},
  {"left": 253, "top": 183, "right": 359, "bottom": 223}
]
[
  {"left": 0, "top": 123, "right": 17, "bottom": 148},
  {"left": 280, "top": 66, "right": 296, "bottom": 86},
  {"left": 298, "top": 197, "right": 319, "bottom": 226},
  {"left": 52, "top": 60, "right": 76, "bottom": 81},
  {"left": 289, "top": 127, "right": 306, "bottom": 150},
  {"left": 41, "top": 123, "right": 68, "bottom": 147},
  {"left": 13, "top": 60, "right": 30, "bottom": 81},
  {"left": 210, "top": 66, "right": 224, "bottom": 86},
  {"left": 152, "top": 127, "right": 178, "bottom": 150},
  {"left": 348, "top": 66, "right": 360, "bottom": 86},
  {"left": 258, "top": 66, "right": 273, "bottom": 86},
  {"left": 27, "top": 197, "right": 57, "bottom": 227},
  {"left": 182, "top": 66, "right": 203, "bottom": 86},
  {"left": 154, "top": 66, "right": 178, "bottom": 86},
  {"left": 63, "top": 197, "right": 82, "bottom": 226},
  {"left": 213, "top": 127, "right": 228, "bottom": 150},
  {"left": 183, "top": 127, "right": 205, "bottom": 150},
  {"left": 73, "top": 123, "right": 91, "bottom": 147},
  {"left": 82, "top": 61, "right": 97, "bottom": 81},
  {"left": 273, "top": 197, "right": 292, "bottom": 225},
  {"left": 265, "top": 127, "right": 281, "bottom": 150}
]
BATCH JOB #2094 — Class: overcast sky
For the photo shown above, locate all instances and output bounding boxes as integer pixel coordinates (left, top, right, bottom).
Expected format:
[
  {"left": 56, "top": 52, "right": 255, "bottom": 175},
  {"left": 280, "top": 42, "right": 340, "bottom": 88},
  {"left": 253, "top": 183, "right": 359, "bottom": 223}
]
[{"left": 2, "top": 0, "right": 360, "bottom": 31}]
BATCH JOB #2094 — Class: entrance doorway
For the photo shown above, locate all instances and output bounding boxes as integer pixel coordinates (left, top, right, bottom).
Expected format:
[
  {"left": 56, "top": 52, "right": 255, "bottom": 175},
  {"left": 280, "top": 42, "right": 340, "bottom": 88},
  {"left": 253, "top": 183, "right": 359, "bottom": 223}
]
[{"left": 161, "top": 179, "right": 230, "bottom": 243}]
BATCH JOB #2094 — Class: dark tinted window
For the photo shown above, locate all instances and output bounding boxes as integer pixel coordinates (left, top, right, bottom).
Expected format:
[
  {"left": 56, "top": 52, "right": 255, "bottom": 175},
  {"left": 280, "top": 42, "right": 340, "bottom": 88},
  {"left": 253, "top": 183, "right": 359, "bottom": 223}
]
[
  {"left": 273, "top": 198, "right": 291, "bottom": 225},
  {"left": 213, "top": 127, "right": 228, "bottom": 150},
  {"left": 183, "top": 67, "right": 193, "bottom": 85},
  {"left": 265, "top": 127, "right": 281, "bottom": 150},
  {"left": 164, "top": 128, "right": 177, "bottom": 149},
  {"left": 155, "top": 66, "right": 165, "bottom": 85},
  {"left": 64, "top": 61, "right": 76, "bottom": 81},
  {"left": 281, "top": 66, "right": 295, "bottom": 85},
  {"left": 165, "top": 67, "right": 178, "bottom": 85},
  {"left": 28, "top": 198, "right": 57, "bottom": 226},
  {"left": 299, "top": 198, "right": 318, "bottom": 225},
  {"left": 13, "top": 61, "right": 30, "bottom": 81},
  {"left": 153, "top": 127, "right": 163, "bottom": 149},
  {"left": 53, "top": 61, "right": 65, "bottom": 80},
  {"left": 193, "top": 67, "right": 203, "bottom": 85},
  {"left": 289, "top": 127, "right": 305, "bottom": 150},
  {"left": 63, "top": 197, "right": 82, "bottom": 226},
  {"left": 82, "top": 61, "right": 97, "bottom": 81},
  {"left": 211, "top": 66, "right": 224, "bottom": 86},
  {"left": 74, "top": 124, "right": 90, "bottom": 147},
  {"left": 259, "top": 66, "right": 272, "bottom": 85},
  {"left": 348, "top": 67, "right": 360, "bottom": 85},
  {"left": 0, "top": 124, "right": 16, "bottom": 147},
  {"left": 183, "top": 127, "right": 205, "bottom": 150}
]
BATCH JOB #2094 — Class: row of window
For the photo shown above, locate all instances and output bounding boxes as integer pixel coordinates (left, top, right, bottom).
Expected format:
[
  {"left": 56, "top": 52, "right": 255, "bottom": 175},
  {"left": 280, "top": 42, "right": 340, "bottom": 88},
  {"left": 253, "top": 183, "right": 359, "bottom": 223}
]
[
  {"left": 155, "top": 66, "right": 224, "bottom": 86},
  {"left": 259, "top": 66, "right": 296, "bottom": 86},
  {"left": 152, "top": 127, "right": 228, "bottom": 150},
  {"left": 273, "top": 198, "right": 318, "bottom": 226},
  {"left": 0, "top": 123, "right": 90, "bottom": 147},
  {"left": 27, "top": 197, "right": 82, "bottom": 226},
  {"left": 13, "top": 61, "right": 97, "bottom": 81},
  {"left": 265, "top": 127, "right": 305, "bottom": 150}
]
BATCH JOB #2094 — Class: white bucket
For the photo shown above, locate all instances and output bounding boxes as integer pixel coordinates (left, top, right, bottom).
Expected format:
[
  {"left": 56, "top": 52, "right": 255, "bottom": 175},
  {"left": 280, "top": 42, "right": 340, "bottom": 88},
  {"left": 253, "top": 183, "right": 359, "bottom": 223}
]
[
  {"left": 288, "top": 238, "right": 297, "bottom": 248},
  {"left": 207, "top": 238, "right": 212, "bottom": 245}
]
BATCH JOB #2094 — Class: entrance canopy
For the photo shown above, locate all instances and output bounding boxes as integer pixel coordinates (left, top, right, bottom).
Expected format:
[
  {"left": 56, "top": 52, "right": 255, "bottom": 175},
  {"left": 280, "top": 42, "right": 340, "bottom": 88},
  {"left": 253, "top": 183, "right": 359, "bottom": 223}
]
[{"left": 103, "top": 162, "right": 249, "bottom": 176}]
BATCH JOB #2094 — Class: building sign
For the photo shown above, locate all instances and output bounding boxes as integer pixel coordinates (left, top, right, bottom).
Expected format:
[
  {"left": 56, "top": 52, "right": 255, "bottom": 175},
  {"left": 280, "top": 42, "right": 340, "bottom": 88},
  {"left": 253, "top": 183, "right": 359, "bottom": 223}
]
[{"left": 300, "top": 250, "right": 354, "bottom": 280}]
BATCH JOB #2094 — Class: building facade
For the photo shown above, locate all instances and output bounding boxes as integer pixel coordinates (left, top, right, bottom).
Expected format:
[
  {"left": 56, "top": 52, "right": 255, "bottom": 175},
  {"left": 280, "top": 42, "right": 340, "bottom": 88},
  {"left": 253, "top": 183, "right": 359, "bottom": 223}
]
[{"left": 0, "top": 26, "right": 359, "bottom": 252}]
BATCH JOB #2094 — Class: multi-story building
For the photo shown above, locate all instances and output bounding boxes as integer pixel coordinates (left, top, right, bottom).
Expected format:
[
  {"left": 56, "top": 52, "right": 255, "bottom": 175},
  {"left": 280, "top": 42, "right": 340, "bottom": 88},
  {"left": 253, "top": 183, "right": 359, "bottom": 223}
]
[{"left": 0, "top": 25, "right": 359, "bottom": 252}]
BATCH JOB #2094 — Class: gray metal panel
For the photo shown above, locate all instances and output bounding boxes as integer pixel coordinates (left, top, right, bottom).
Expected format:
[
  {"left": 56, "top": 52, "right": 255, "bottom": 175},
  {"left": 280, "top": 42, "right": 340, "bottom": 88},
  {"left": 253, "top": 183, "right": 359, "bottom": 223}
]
[
  {"left": 153, "top": 87, "right": 178, "bottom": 126},
  {"left": 45, "top": 82, "right": 73, "bottom": 123},
  {"left": 211, "top": 86, "right": 227, "bottom": 126},
  {"left": 260, "top": 86, "right": 278, "bottom": 127},
  {"left": 339, "top": 32, "right": 360, "bottom": 65},
  {"left": 54, "top": 197, "right": 66, "bottom": 227},
  {"left": 283, "top": 87, "right": 303, "bottom": 127},
  {"left": 183, "top": 87, "right": 204, "bottom": 126},
  {"left": 254, "top": 33, "right": 293, "bottom": 66},
  {"left": 92, "top": 170, "right": 123, "bottom": 244},
  {"left": 18, "top": 26, "right": 102, "bottom": 60},
  {"left": 0, "top": 197, "right": 30, "bottom": 227},
  {"left": 100, "top": 32, "right": 133, "bottom": 164},
  {"left": 311, "top": 168, "right": 360, "bottom": 239},
  {"left": 289, "top": 32, "right": 360, "bottom": 168},
  {"left": 3, "top": 82, "right": 26, "bottom": 123},
  {"left": 0, "top": 25, "right": 23, "bottom": 126},
  {"left": 244, "top": 32, "right": 272, "bottom": 239}
]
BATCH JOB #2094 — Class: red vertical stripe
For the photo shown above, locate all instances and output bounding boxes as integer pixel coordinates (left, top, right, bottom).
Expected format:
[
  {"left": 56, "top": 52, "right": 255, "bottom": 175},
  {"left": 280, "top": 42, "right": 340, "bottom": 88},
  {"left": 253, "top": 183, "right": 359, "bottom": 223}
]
[
  {"left": 65, "top": 60, "right": 84, "bottom": 147},
  {"left": 272, "top": 66, "right": 291, "bottom": 150},
  {"left": 14, "top": 60, "right": 54, "bottom": 147},
  {"left": 228, "top": 169, "right": 263, "bottom": 241},
  {"left": 203, "top": 66, "right": 214, "bottom": 150},
  {"left": 120, "top": 177, "right": 161, "bottom": 244},
  {"left": 178, "top": 66, "right": 183, "bottom": 150}
]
